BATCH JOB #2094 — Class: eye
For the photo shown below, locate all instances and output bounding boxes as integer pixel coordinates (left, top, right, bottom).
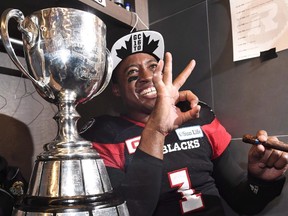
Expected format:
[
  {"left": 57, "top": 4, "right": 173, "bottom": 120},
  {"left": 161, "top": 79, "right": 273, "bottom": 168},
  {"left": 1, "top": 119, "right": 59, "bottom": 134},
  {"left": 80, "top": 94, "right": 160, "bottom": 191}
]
[
  {"left": 149, "top": 63, "right": 158, "bottom": 72},
  {"left": 128, "top": 76, "right": 138, "bottom": 83},
  {"left": 127, "top": 69, "right": 139, "bottom": 83}
]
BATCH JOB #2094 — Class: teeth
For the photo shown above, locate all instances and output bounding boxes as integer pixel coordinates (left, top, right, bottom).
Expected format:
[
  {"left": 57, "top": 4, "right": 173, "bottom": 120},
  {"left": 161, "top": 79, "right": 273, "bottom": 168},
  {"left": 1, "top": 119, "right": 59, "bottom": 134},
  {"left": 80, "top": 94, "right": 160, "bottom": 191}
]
[{"left": 140, "top": 87, "right": 156, "bottom": 96}]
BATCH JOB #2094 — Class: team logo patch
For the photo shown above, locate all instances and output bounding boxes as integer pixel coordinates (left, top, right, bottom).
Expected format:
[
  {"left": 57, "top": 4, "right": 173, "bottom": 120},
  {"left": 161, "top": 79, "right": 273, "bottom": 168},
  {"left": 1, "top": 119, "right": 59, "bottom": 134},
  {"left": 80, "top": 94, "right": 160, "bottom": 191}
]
[
  {"left": 125, "top": 136, "right": 141, "bottom": 154},
  {"left": 175, "top": 126, "right": 203, "bottom": 141}
]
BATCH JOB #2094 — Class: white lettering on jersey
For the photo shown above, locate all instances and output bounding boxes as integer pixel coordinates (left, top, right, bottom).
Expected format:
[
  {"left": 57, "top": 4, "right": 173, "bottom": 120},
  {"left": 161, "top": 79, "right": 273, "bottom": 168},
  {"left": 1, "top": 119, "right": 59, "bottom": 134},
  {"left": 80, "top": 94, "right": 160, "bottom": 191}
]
[
  {"left": 168, "top": 168, "right": 204, "bottom": 213},
  {"left": 249, "top": 184, "right": 259, "bottom": 194},
  {"left": 125, "top": 136, "right": 141, "bottom": 154},
  {"left": 126, "top": 136, "right": 201, "bottom": 155},
  {"left": 163, "top": 139, "right": 200, "bottom": 154},
  {"left": 175, "top": 125, "right": 203, "bottom": 140}
]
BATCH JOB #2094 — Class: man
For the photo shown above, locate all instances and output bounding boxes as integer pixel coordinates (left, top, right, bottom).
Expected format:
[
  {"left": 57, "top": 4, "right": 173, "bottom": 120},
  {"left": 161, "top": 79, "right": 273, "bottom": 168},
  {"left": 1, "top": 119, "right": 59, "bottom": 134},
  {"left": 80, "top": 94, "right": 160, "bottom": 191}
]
[{"left": 80, "top": 30, "right": 288, "bottom": 215}]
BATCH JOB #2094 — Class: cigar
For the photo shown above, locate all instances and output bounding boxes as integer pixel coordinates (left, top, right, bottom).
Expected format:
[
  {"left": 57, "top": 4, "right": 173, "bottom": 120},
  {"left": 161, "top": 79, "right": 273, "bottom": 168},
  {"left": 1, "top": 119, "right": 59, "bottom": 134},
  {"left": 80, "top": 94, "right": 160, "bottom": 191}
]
[{"left": 242, "top": 134, "right": 288, "bottom": 152}]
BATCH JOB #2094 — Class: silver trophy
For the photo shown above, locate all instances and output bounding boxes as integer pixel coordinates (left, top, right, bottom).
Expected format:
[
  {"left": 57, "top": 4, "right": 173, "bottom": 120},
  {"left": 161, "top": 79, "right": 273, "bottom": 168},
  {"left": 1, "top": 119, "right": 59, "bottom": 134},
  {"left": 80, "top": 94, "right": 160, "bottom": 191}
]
[{"left": 0, "top": 7, "right": 129, "bottom": 215}]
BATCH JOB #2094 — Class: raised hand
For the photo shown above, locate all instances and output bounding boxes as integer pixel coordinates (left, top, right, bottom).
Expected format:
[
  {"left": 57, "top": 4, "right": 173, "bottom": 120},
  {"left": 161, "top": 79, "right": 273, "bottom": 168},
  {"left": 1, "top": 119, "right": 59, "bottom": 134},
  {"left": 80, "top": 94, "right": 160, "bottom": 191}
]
[
  {"left": 147, "top": 52, "right": 201, "bottom": 136},
  {"left": 139, "top": 52, "right": 200, "bottom": 159}
]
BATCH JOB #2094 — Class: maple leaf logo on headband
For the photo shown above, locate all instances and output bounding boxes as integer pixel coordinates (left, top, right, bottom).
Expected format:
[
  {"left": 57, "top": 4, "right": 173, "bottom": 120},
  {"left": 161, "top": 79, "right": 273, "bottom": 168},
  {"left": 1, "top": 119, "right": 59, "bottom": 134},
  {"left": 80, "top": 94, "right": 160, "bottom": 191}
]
[{"left": 116, "top": 32, "right": 160, "bottom": 60}]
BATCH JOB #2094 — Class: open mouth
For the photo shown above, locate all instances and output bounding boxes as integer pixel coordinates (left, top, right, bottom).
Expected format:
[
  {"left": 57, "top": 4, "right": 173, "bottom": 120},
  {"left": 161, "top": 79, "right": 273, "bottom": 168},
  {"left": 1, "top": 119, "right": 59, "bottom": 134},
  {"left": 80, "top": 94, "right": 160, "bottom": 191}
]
[{"left": 138, "top": 87, "right": 157, "bottom": 97}]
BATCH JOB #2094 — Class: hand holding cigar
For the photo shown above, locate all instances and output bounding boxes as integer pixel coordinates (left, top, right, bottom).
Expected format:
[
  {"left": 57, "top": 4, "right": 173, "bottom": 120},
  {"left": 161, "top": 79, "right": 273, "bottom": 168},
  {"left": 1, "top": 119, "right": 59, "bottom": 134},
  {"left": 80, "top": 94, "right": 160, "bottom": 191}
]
[{"left": 242, "top": 134, "right": 288, "bottom": 152}]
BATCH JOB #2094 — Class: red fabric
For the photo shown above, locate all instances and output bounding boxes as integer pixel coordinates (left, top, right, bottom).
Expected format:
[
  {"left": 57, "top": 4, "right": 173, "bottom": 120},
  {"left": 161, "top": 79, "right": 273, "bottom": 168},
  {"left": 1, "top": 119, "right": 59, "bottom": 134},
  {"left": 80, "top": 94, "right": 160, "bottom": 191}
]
[
  {"left": 92, "top": 142, "right": 126, "bottom": 171},
  {"left": 121, "top": 115, "right": 145, "bottom": 127},
  {"left": 201, "top": 118, "right": 231, "bottom": 159}
]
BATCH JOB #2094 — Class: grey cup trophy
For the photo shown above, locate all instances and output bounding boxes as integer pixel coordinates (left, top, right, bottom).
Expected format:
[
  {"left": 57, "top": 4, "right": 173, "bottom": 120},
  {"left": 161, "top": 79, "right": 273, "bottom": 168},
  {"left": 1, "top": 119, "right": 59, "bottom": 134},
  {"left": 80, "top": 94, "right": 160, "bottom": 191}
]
[{"left": 0, "top": 7, "right": 129, "bottom": 215}]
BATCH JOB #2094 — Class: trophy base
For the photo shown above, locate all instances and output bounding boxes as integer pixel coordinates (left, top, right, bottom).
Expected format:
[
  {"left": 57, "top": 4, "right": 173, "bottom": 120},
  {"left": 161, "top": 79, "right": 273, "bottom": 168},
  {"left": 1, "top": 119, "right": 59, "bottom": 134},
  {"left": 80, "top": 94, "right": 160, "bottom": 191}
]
[
  {"left": 13, "top": 154, "right": 129, "bottom": 216},
  {"left": 12, "top": 201, "right": 128, "bottom": 215}
]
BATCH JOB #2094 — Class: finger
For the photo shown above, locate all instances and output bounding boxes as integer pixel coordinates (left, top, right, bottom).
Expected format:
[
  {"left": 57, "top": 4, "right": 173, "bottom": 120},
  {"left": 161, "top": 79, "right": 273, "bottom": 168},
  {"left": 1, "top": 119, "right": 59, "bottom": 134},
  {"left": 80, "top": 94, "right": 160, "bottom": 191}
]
[
  {"left": 265, "top": 150, "right": 288, "bottom": 169},
  {"left": 178, "top": 91, "right": 199, "bottom": 108},
  {"left": 249, "top": 144, "right": 266, "bottom": 162},
  {"left": 266, "top": 136, "right": 280, "bottom": 145},
  {"left": 189, "top": 105, "right": 201, "bottom": 119},
  {"left": 181, "top": 105, "right": 201, "bottom": 122},
  {"left": 162, "top": 52, "right": 172, "bottom": 85},
  {"left": 173, "top": 59, "right": 196, "bottom": 90},
  {"left": 274, "top": 152, "right": 288, "bottom": 170},
  {"left": 256, "top": 130, "right": 268, "bottom": 142},
  {"left": 153, "top": 60, "right": 165, "bottom": 91}
]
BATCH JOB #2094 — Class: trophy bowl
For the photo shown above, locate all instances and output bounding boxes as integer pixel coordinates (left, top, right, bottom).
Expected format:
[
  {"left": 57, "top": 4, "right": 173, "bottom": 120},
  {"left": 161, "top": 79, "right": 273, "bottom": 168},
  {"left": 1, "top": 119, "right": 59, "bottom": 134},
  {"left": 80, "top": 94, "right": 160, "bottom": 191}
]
[
  {"left": 1, "top": 7, "right": 111, "bottom": 103},
  {"left": 1, "top": 7, "right": 129, "bottom": 215}
]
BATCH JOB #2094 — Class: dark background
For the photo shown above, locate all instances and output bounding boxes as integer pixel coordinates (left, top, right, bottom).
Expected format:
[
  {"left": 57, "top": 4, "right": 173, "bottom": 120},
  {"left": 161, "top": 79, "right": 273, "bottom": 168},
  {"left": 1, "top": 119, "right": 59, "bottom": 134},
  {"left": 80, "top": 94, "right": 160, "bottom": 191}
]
[{"left": 0, "top": 0, "right": 288, "bottom": 215}]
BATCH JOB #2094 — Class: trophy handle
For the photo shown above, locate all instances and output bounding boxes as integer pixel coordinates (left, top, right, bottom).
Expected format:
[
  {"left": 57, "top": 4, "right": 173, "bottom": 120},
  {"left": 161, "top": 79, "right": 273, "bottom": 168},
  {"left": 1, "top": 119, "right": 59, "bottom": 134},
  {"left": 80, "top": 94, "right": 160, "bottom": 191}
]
[
  {"left": 91, "top": 48, "right": 113, "bottom": 99},
  {"left": 0, "top": 8, "right": 55, "bottom": 100}
]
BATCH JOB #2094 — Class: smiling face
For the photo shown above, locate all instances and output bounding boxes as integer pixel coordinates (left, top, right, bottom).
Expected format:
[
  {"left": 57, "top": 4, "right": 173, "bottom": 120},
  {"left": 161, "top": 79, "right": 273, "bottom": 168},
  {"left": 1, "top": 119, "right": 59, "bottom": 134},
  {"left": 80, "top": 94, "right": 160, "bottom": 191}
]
[{"left": 112, "top": 53, "right": 160, "bottom": 122}]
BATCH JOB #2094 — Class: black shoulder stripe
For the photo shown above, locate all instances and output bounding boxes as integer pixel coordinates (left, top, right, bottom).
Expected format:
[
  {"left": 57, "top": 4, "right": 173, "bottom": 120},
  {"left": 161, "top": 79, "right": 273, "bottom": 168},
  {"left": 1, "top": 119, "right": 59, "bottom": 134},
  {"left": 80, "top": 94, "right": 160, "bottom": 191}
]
[
  {"left": 198, "top": 101, "right": 215, "bottom": 117},
  {"left": 176, "top": 100, "right": 216, "bottom": 126}
]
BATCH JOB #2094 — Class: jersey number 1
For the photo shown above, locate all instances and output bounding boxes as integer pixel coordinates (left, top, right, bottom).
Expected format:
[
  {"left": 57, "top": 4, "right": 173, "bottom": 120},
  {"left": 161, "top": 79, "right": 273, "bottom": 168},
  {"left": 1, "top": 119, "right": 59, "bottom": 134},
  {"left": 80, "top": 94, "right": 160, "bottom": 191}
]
[{"left": 168, "top": 168, "right": 204, "bottom": 214}]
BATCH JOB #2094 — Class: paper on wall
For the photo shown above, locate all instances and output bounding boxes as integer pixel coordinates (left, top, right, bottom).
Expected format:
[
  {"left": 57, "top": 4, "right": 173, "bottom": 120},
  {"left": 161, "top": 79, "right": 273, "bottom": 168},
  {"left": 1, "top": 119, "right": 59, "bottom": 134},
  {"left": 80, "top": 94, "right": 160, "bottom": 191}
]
[{"left": 229, "top": 0, "right": 288, "bottom": 61}]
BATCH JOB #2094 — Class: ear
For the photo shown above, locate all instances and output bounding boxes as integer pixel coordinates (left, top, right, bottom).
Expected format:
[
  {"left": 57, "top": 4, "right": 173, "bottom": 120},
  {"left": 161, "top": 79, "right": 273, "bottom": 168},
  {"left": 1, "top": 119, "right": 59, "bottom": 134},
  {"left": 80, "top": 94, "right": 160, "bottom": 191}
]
[{"left": 112, "top": 83, "right": 121, "bottom": 97}]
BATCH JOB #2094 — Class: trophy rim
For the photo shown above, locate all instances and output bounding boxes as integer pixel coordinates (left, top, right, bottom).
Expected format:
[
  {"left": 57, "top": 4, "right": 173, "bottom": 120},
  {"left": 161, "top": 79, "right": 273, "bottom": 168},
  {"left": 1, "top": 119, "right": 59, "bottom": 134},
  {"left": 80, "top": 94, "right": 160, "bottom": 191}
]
[{"left": 30, "top": 7, "right": 106, "bottom": 25}]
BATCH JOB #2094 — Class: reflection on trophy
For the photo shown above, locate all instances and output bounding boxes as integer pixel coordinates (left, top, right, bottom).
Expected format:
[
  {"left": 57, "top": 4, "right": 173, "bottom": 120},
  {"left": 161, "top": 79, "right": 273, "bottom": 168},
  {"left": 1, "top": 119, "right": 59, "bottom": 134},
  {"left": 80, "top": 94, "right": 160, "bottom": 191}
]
[{"left": 0, "top": 7, "right": 129, "bottom": 215}]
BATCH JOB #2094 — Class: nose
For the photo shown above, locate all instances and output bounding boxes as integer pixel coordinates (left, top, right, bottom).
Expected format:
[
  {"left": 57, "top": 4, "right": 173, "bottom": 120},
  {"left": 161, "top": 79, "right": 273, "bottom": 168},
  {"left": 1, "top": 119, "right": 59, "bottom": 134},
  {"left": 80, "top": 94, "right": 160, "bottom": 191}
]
[{"left": 138, "top": 67, "right": 153, "bottom": 82}]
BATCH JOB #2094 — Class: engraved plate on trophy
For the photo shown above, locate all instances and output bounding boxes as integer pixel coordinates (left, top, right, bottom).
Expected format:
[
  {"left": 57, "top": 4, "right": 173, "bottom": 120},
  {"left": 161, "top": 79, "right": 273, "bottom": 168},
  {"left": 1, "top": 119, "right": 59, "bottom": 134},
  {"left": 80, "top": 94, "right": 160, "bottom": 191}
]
[
  {"left": 61, "top": 160, "right": 84, "bottom": 196},
  {"left": 117, "top": 203, "right": 130, "bottom": 216},
  {"left": 97, "top": 159, "right": 113, "bottom": 191},
  {"left": 81, "top": 159, "right": 103, "bottom": 195},
  {"left": 27, "top": 160, "right": 44, "bottom": 196},
  {"left": 56, "top": 212, "right": 89, "bottom": 216},
  {"left": 13, "top": 210, "right": 26, "bottom": 216},
  {"left": 92, "top": 207, "right": 118, "bottom": 215},
  {"left": 39, "top": 161, "right": 60, "bottom": 197},
  {"left": 26, "top": 213, "right": 54, "bottom": 216}
]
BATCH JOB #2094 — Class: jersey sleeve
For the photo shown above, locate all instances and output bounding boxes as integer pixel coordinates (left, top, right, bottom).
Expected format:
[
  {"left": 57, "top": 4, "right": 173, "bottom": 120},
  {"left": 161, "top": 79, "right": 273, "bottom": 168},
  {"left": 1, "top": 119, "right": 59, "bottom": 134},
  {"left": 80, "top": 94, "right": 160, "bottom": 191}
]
[
  {"left": 201, "top": 118, "right": 232, "bottom": 159},
  {"left": 80, "top": 116, "right": 164, "bottom": 215},
  {"left": 92, "top": 142, "right": 126, "bottom": 170},
  {"left": 103, "top": 149, "right": 163, "bottom": 216},
  {"left": 112, "top": 149, "right": 163, "bottom": 216}
]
